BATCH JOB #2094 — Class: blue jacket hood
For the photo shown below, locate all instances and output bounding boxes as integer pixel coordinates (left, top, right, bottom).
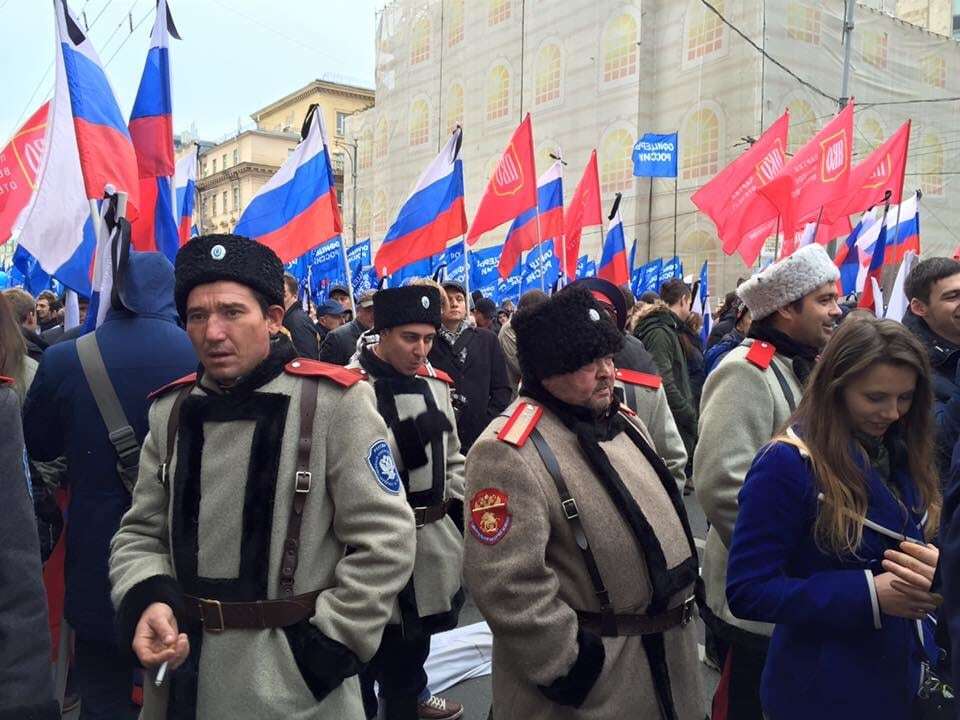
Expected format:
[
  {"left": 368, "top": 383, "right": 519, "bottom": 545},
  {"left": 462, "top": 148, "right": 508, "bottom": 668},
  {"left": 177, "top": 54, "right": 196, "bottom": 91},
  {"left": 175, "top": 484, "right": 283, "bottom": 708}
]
[{"left": 107, "top": 250, "right": 179, "bottom": 322}]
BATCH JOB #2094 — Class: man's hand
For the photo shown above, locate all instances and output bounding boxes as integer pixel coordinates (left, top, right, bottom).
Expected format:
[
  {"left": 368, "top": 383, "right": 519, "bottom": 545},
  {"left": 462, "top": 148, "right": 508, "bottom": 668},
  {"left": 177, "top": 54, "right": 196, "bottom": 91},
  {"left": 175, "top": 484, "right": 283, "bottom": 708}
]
[{"left": 132, "top": 602, "right": 190, "bottom": 670}]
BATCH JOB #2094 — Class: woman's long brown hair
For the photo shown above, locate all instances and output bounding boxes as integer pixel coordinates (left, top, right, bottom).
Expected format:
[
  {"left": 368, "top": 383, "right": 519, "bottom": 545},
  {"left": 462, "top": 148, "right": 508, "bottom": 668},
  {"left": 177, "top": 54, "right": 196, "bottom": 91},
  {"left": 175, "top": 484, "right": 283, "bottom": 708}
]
[
  {"left": 775, "top": 317, "right": 939, "bottom": 556},
  {"left": 0, "top": 293, "right": 26, "bottom": 385}
]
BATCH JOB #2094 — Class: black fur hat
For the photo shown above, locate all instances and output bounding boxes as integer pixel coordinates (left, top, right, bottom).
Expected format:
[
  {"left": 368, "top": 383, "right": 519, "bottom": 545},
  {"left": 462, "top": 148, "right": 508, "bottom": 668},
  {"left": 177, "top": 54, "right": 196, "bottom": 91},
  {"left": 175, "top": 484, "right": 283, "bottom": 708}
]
[
  {"left": 513, "top": 287, "right": 623, "bottom": 383},
  {"left": 174, "top": 234, "right": 284, "bottom": 320},
  {"left": 374, "top": 286, "right": 442, "bottom": 331}
]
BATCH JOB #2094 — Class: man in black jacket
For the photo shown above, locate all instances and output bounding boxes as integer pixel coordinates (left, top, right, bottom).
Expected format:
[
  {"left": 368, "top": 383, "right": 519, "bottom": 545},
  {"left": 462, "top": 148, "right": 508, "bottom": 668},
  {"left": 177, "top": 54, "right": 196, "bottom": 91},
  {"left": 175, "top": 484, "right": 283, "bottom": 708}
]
[
  {"left": 282, "top": 274, "right": 321, "bottom": 359},
  {"left": 318, "top": 289, "right": 376, "bottom": 365},
  {"left": 428, "top": 281, "right": 511, "bottom": 453},
  {"left": 314, "top": 299, "right": 345, "bottom": 345}
]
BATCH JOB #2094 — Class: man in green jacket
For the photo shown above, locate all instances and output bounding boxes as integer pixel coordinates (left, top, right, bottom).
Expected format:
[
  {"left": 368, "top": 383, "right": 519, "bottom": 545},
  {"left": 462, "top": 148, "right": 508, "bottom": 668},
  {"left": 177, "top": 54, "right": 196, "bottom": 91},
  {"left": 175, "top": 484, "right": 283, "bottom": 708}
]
[{"left": 633, "top": 279, "right": 697, "bottom": 489}]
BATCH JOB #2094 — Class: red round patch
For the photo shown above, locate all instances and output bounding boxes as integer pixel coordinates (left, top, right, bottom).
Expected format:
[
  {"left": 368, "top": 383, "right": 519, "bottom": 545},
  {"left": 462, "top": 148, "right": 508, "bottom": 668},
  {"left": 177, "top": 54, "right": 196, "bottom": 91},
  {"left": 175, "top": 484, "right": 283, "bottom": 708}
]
[{"left": 469, "top": 488, "right": 511, "bottom": 545}]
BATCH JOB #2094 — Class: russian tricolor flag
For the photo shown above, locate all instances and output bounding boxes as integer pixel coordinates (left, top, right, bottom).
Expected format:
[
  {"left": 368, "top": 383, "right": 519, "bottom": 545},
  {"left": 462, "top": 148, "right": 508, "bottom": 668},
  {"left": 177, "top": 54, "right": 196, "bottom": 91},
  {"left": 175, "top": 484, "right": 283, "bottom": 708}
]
[
  {"left": 174, "top": 149, "right": 197, "bottom": 243},
  {"left": 498, "top": 161, "right": 563, "bottom": 279},
  {"left": 375, "top": 127, "right": 467, "bottom": 276},
  {"left": 597, "top": 195, "right": 629, "bottom": 286},
  {"left": 859, "top": 218, "right": 888, "bottom": 310},
  {"left": 58, "top": 0, "right": 140, "bottom": 210},
  {"left": 235, "top": 105, "right": 342, "bottom": 263},
  {"left": 835, "top": 209, "right": 878, "bottom": 296},
  {"left": 129, "top": 0, "right": 180, "bottom": 261},
  {"left": 883, "top": 191, "right": 920, "bottom": 266}
]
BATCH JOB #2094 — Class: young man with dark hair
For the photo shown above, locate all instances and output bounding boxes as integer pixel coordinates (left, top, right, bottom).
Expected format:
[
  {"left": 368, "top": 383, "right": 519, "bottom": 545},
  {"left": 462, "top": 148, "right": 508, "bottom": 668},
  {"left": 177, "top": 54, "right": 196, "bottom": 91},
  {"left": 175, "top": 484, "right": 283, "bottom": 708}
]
[
  {"left": 633, "top": 279, "right": 698, "bottom": 480},
  {"left": 282, "top": 273, "right": 321, "bottom": 360},
  {"left": 903, "top": 257, "right": 960, "bottom": 476},
  {"left": 36, "top": 291, "right": 59, "bottom": 332},
  {"left": 695, "top": 245, "right": 841, "bottom": 719}
]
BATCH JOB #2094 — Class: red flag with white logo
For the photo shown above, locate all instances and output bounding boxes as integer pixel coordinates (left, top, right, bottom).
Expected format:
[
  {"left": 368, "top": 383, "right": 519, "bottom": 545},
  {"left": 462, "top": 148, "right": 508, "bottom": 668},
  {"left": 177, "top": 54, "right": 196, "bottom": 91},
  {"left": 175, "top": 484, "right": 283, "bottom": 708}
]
[
  {"left": 692, "top": 110, "right": 789, "bottom": 261},
  {"left": 559, "top": 150, "right": 602, "bottom": 280},
  {"left": 822, "top": 120, "right": 910, "bottom": 221},
  {"left": 467, "top": 114, "right": 538, "bottom": 245},
  {"left": 750, "top": 103, "right": 854, "bottom": 242}
]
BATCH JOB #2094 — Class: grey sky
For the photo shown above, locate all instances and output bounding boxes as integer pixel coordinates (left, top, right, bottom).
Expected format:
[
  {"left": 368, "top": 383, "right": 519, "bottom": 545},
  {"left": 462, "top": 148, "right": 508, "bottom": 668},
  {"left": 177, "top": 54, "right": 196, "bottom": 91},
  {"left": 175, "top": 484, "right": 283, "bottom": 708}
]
[{"left": 0, "top": 0, "right": 381, "bottom": 144}]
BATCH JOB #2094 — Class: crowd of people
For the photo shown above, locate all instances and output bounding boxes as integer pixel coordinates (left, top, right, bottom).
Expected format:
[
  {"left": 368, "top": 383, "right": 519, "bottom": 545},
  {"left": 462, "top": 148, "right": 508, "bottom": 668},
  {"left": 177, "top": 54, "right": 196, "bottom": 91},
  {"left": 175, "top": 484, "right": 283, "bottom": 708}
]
[{"left": 2, "top": 234, "right": 960, "bottom": 720}]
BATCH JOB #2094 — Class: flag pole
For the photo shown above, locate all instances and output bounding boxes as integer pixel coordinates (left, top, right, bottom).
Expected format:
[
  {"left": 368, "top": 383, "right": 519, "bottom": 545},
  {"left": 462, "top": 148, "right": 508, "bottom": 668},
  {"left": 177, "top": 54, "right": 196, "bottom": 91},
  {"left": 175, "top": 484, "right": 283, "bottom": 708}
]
[
  {"left": 553, "top": 147, "right": 569, "bottom": 284},
  {"left": 462, "top": 236, "right": 471, "bottom": 301},
  {"left": 339, "top": 236, "right": 355, "bottom": 313},
  {"left": 772, "top": 214, "right": 781, "bottom": 262},
  {"left": 534, "top": 210, "right": 546, "bottom": 292},
  {"left": 193, "top": 142, "right": 203, "bottom": 235},
  {"left": 672, "top": 177, "right": 678, "bottom": 259}
]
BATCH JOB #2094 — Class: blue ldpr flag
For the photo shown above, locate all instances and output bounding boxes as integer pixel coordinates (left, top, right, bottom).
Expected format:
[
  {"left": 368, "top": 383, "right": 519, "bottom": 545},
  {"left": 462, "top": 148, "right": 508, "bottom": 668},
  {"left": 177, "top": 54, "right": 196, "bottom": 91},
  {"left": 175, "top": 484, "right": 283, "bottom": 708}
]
[
  {"left": 439, "top": 241, "right": 466, "bottom": 284},
  {"left": 521, "top": 241, "right": 559, "bottom": 295},
  {"left": 632, "top": 133, "right": 678, "bottom": 178},
  {"left": 469, "top": 245, "right": 502, "bottom": 293}
]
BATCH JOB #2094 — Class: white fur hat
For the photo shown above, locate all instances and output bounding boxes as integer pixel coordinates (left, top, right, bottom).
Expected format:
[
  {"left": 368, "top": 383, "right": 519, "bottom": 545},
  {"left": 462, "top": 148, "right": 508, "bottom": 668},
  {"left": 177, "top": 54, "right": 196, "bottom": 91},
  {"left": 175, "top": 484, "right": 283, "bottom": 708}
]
[{"left": 736, "top": 244, "right": 839, "bottom": 320}]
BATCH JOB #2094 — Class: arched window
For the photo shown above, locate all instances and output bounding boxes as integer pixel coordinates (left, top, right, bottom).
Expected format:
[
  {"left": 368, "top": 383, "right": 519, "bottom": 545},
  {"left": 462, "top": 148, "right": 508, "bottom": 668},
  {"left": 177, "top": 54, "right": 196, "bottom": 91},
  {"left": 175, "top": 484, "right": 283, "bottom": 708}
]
[
  {"left": 447, "top": 0, "right": 464, "bottom": 46},
  {"left": 920, "top": 133, "right": 944, "bottom": 197},
  {"left": 600, "top": 128, "right": 636, "bottom": 194},
  {"left": 373, "top": 191, "right": 388, "bottom": 235},
  {"left": 685, "top": 0, "right": 724, "bottom": 62},
  {"left": 489, "top": 0, "right": 510, "bottom": 26},
  {"left": 855, "top": 116, "right": 885, "bottom": 160},
  {"left": 409, "top": 99, "right": 430, "bottom": 146},
  {"left": 375, "top": 117, "right": 389, "bottom": 161},
  {"left": 602, "top": 13, "right": 638, "bottom": 83},
  {"left": 410, "top": 16, "right": 431, "bottom": 65},
  {"left": 787, "top": 2, "right": 821, "bottom": 45},
  {"left": 357, "top": 197, "right": 372, "bottom": 239},
  {"left": 921, "top": 54, "right": 946, "bottom": 88},
  {"left": 486, "top": 64, "right": 510, "bottom": 122},
  {"left": 534, "top": 43, "right": 562, "bottom": 105},
  {"left": 680, "top": 108, "right": 720, "bottom": 181},
  {"left": 359, "top": 127, "right": 373, "bottom": 170},
  {"left": 787, "top": 99, "right": 818, "bottom": 155},
  {"left": 446, "top": 82, "right": 464, "bottom": 133}
]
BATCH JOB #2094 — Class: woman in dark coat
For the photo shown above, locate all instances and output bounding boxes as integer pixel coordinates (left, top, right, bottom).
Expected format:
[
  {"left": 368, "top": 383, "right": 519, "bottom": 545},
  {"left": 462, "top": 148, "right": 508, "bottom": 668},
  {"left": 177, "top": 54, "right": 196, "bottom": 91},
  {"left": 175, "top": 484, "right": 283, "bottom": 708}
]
[{"left": 726, "top": 318, "right": 943, "bottom": 720}]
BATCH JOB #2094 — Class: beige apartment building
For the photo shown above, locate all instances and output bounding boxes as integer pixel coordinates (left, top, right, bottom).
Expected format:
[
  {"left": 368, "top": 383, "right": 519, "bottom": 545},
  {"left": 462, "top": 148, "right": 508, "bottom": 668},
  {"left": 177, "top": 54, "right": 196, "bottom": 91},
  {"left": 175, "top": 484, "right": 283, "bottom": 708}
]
[
  {"left": 193, "top": 79, "right": 374, "bottom": 234},
  {"left": 863, "top": 0, "right": 960, "bottom": 38},
  {"left": 345, "top": 0, "right": 960, "bottom": 295}
]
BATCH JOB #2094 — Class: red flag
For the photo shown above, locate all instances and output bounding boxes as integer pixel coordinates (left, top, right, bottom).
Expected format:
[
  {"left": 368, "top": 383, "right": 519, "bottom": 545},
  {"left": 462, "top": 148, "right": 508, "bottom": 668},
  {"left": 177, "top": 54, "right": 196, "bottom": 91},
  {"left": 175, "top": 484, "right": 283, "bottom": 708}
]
[
  {"left": 751, "top": 103, "right": 854, "bottom": 242},
  {"left": 467, "top": 113, "right": 537, "bottom": 245},
  {"left": 559, "top": 150, "right": 602, "bottom": 280},
  {"left": 0, "top": 103, "right": 49, "bottom": 246},
  {"left": 692, "top": 110, "right": 789, "bottom": 260},
  {"left": 823, "top": 120, "right": 910, "bottom": 221}
]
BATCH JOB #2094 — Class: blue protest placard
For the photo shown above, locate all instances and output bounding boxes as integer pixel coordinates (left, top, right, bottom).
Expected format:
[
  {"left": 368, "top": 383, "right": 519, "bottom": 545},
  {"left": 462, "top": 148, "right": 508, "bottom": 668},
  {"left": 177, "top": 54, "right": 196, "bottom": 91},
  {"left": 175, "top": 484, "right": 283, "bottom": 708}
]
[
  {"left": 576, "top": 255, "right": 596, "bottom": 279},
  {"left": 346, "top": 239, "right": 371, "bottom": 277},
  {"left": 496, "top": 274, "right": 521, "bottom": 306},
  {"left": 521, "top": 241, "right": 559, "bottom": 295},
  {"left": 469, "top": 245, "right": 502, "bottom": 293},
  {"left": 632, "top": 133, "right": 678, "bottom": 178}
]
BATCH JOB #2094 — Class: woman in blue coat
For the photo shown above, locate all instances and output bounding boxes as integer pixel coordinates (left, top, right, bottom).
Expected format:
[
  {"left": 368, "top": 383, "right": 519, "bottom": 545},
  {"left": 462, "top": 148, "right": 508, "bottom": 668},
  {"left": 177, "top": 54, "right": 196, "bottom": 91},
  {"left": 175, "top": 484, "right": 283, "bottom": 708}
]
[{"left": 726, "top": 317, "right": 943, "bottom": 720}]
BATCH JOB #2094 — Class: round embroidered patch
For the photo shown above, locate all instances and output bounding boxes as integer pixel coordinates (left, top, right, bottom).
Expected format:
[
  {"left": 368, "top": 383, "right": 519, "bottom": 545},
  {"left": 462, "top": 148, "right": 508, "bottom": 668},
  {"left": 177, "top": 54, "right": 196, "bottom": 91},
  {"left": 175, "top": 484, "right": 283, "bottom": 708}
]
[
  {"left": 367, "top": 440, "right": 401, "bottom": 494},
  {"left": 421, "top": 295, "right": 430, "bottom": 309},
  {"left": 210, "top": 244, "right": 226, "bottom": 261},
  {"left": 469, "top": 488, "right": 511, "bottom": 545},
  {"left": 588, "top": 308, "right": 600, "bottom": 322}
]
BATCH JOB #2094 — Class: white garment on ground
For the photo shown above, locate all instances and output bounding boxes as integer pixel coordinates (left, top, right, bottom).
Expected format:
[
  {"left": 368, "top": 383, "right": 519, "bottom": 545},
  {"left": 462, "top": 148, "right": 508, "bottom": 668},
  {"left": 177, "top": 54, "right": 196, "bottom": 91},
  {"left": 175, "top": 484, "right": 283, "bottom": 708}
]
[{"left": 424, "top": 622, "right": 493, "bottom": 695}]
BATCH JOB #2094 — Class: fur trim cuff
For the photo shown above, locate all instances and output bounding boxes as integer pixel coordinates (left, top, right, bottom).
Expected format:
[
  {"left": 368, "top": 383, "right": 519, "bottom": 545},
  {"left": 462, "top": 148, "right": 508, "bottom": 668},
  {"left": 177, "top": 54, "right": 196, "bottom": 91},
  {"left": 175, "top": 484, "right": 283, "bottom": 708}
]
[
  {"left": 538, "top": 627, "right": 605, "bottom": 707},
  {"left": 283, "top": 620, "right": 363, "bottom": 701}
]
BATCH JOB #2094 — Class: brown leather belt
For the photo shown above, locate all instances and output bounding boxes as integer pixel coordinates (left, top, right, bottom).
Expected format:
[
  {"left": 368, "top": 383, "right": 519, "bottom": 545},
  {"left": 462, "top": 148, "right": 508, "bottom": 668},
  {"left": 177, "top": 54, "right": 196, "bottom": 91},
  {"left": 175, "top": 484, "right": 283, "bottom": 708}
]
[
  {"left": 413, "top": 498, "right": 451, "bottom": 528},
  {"left": 576, "top": 597, "right": 696, "bottom": 637},
  {"left": 183, "top": 590, "right": 320, "bottom": 633}
]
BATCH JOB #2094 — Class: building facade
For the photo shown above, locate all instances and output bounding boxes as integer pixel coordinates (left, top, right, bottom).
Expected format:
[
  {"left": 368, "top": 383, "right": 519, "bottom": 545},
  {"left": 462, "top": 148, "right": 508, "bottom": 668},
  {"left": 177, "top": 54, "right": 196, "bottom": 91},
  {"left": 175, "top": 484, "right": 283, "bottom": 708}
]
[
  {"left": 346, "top": 0, "right": 960, "bottom": 295},
  {"left": 193, "top": 79, "right": 374, "bottom": 235}
]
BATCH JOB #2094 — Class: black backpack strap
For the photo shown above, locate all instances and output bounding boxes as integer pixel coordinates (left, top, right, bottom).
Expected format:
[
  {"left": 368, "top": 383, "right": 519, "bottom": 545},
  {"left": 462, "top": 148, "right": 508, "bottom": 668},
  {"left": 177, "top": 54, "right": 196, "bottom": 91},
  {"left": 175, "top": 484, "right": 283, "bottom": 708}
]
[
  {"left": 768, "top": 360, "right": 797, "bottom": 412},
  {"left": 529, "top": 428, "right": 616, "bottom": 636}
]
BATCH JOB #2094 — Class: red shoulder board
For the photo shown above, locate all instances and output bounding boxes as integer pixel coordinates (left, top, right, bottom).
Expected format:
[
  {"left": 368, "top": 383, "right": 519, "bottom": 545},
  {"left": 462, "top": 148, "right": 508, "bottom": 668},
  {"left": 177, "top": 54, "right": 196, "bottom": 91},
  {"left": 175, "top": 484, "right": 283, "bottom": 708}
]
[
  {"left": 616, "top": 369, "right": 662, "bottom": 390},
  {"left": 618, "top": 404, "right": 637, "bottom": 417},
  {"left": 0, "top": 375, "right": 13, "bottom": 386},
  {"left": 416, "top": 365, "right": 454, "bottom": 385},
  {"left": 285, "top": 359, "right": 364, "bottom": 388},
  {"left": 147, "top": 373, "right": 197, "bottom": 400},
  {"left": 496, "top": 402, "right": 543, "bottom": 448},
  {"left": 745, "top": 341, "right": 777, "bottom": 370}
]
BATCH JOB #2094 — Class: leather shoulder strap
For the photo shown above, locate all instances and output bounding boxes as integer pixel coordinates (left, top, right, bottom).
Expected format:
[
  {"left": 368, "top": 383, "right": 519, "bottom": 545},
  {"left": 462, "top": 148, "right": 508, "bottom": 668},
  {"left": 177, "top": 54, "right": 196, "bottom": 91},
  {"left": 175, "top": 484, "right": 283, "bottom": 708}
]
[
  {"left": 529, "top": 428, "right": 616, "bottom": 636},
  {"left": 768, "top": 360, "right": 798, "bottom": 413},
  {"left": 279, "top": 377, "right": 319, "bottom": 597},
  {"left": 157, "top": 383, "right": 193, "bottom": 489},
  {"left": 76, "top": 333, "right": 140, "bottom": 493}
]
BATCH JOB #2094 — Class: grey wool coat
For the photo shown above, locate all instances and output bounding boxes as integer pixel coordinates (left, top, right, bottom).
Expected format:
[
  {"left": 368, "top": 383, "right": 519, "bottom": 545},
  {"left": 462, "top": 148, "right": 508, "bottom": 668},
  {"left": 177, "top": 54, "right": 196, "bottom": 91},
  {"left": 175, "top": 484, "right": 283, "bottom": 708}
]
[
  {"left": 464, "top": 396, "right": 704, "bottom": 720},
  {"left": 349, "top": 351, "right": 466, "bottom": 631},
  {"left": 693, "top": 339, "right": 802, "bottom": 636},
  {"left": 0, "top": 383, "right": 60, "bottom": 720},
  {"left": 614, "top": 369, "right": 688, "bottom": 489},
  {"left": 109, "top": 353, "right": 417, "bottom": 720}
]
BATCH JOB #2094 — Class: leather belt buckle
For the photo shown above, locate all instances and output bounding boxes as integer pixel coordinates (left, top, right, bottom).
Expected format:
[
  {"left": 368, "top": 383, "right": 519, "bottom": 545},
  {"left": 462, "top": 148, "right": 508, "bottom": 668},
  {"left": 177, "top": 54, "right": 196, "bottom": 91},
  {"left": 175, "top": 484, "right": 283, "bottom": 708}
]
[
  {"left": 561, "top": 497, "right": 579, "bottom": 520},
  {"left": 295, "top": 471, "right": 311, "bottom": 494},
  {"left": 413, "top": 507, "right": 427, "bottom": 528},
  {"left": 200, "top": 598, "right": 225, "bottom": 633},
  {"left": 680, "top": 596, "right": 696, "bottom": 627}
]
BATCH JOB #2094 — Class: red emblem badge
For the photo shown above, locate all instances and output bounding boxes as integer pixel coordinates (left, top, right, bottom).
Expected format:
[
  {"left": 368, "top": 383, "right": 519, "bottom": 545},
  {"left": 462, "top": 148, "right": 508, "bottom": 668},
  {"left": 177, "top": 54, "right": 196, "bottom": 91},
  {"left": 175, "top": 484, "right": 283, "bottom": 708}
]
[{"left": 469, "top": 488, "right": 511, "bottom": 545}]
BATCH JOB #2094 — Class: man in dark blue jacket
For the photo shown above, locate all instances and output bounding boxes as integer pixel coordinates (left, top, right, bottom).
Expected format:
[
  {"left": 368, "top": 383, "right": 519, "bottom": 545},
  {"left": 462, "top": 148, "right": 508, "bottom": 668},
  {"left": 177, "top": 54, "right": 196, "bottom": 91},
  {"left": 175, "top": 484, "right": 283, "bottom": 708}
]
[{"left": 23, "top": 251, "right": 196, "bottom": 720}]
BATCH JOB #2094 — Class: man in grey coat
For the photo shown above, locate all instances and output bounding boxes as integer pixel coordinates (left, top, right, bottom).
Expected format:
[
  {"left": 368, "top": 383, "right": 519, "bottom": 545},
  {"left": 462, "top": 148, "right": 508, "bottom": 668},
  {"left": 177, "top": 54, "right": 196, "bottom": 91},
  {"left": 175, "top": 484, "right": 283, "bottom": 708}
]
[
  {"left": 0, "top": 380, "right": 60, "bottom": 720},
  {"left": 349, "top": 284, "right": 466, "bottom": 720},
  {"left": 694, "top": 244, "right": 841, "bottom": 719},
  {"left": 109, "top": 235, "right": 416, "bottom": 719}
]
